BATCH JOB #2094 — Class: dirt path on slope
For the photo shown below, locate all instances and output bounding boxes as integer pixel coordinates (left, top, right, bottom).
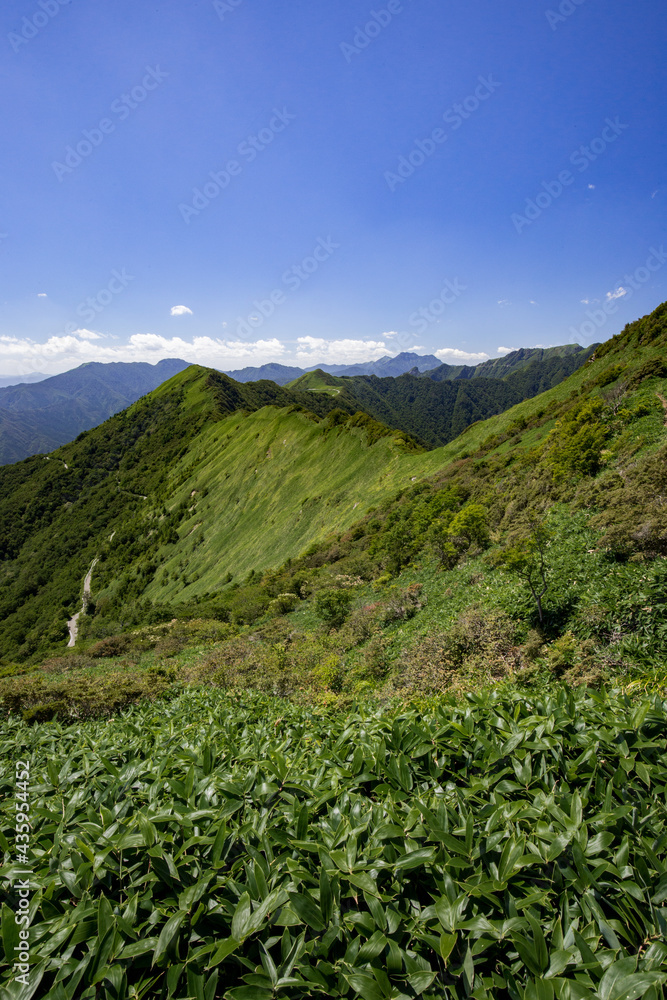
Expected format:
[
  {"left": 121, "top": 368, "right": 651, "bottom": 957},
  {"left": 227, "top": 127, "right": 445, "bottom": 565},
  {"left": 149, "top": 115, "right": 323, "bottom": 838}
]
[{"left": 67, "top": 558, "right": 99, "bottom": 648}]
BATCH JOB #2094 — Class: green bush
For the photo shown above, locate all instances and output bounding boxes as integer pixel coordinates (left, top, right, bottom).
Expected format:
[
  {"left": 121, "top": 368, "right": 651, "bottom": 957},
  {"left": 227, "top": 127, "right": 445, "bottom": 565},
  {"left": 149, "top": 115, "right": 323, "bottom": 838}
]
[{"left": 314, "top": 588, "right": 354, "bottom": 629}]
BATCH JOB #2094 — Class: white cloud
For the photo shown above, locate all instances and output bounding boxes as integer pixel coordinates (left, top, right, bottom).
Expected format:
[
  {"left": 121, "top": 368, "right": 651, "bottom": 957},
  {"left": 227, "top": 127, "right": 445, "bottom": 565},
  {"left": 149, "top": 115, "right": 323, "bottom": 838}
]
[
  {"left": 606, "top": 287, "right": 627, "bottom": 302},
  {"left": 383, "top": 330, "right": 400, "bottom": 339},
  {"left": 588, "top": 184, "right": 596, "bottom": 190},
  {"left": 497, "top": 299, "right": 511, "bottom": 307},
  {"left": 170, "top": 305, "right": 193, "bottom": 316},
  {"left": 435, "top": 348, "right": 490, "bottom": 363},
  {"left": 496, "top": 346, "right": 515, "bottom": 355},
  {"left": 0, "top": 333, "right": 287, "bottom": 376},
  {"left": 296, "top": 337, "right": 388, "bottom": 365},
  {"left": 37, "top": 293, "right": 47, "bottom": 298},
  {"left": 529, "top": 300, "right": 537, "bottom": 305}
]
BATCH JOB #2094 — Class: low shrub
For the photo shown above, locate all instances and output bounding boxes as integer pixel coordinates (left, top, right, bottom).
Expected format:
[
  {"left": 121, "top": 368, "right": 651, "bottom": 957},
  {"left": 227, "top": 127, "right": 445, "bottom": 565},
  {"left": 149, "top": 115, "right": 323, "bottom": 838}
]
[
  {"left": 1, "top": 670, "right": 172, "bottom": 722},
  {"left": 89, "top": 634, "right": 131, "bottom": 658},
  {"left": 314, "top": 588, "right": 354, "bottom": 629}
]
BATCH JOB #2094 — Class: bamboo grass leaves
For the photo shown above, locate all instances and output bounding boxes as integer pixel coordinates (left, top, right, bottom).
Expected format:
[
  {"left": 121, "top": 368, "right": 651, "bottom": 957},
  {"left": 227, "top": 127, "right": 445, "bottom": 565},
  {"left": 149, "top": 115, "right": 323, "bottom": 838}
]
[{"left": 1, "top": 687, "right": 666, "bottom": 999}]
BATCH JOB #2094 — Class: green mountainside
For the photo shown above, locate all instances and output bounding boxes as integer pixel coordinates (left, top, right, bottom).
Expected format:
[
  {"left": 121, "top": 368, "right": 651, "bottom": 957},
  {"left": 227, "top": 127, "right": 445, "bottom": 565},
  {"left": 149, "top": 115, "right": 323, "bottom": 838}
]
[
  {"left": 285, "top": 369, "right": 345, "bottom": 395},
  {"left": 425, "top": 343, "right": 595, "bottom": 381},
  {"left": 0, "top": 367, "right": 422, "bottom": 662},
  {"left": 335, "top": 374, "right": 524, "bottom": 448},
  {"left": 0, "top": 302, "right": 665, "bottom": 689},
  {"left": 286, "top": 348, "right": 598, "bottom": 449}
]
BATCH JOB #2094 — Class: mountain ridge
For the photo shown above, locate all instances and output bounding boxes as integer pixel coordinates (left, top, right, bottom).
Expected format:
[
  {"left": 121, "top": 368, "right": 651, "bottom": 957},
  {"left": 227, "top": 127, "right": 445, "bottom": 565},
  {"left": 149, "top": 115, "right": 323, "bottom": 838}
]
[{"left": 0, "top": 301, "right": 665, "bottom": 666}]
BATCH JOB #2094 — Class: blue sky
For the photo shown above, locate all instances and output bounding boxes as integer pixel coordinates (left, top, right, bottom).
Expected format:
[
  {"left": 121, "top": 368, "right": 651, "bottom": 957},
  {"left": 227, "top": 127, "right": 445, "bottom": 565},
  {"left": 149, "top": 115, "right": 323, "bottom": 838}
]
[{"left": 1, "top": 0, "right": 665, "bottom": 375}]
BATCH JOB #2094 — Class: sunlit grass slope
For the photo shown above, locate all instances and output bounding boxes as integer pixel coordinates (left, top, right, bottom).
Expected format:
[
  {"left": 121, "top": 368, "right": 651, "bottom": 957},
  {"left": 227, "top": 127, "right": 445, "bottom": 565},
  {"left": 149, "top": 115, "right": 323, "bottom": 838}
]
[
  {"left": 286, "top": 369, "right": 345, "bottom": 395},
  {"left": 141, "top": 406, "right": 446, "bottom": 601}
]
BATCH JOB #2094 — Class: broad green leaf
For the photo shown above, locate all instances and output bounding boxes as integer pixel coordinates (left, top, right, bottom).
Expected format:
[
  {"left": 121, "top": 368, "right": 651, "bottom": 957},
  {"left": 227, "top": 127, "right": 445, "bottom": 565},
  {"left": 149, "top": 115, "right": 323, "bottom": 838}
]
[
  {"left": 439, "top": 931, "right": 457, "bottom": 964},
  {"left": 1, "top": 903, "right": 19, "bottom": 964},
  {"left": 152, "top": 910, "right": 188, "bottom": 967},
  {"left": 225, "top": 989, "right": 273, "bottom": 1000},
  {"left": 358, "top": 930, "right": 387, "bottom": 962},
  {"left": 287, "top": 892, "right": 326, "bottom": 932},
  {"left": 345, "top": 973, "right": 387, "bottom": 1000},
  {"left": 394, "top": 847, "right": 436, "bottom": 870},
  {"left": 120, "top": 937, "right": 159, "bottom": 959},
  {"left": 408, "top": 971, "right": 437, "bottom": 994},
  {"left": 206, "top": 937, "right": 239, "bottom": 968},
  {"left": 231, "top": 893, "right": 253, "bottom": 942}
]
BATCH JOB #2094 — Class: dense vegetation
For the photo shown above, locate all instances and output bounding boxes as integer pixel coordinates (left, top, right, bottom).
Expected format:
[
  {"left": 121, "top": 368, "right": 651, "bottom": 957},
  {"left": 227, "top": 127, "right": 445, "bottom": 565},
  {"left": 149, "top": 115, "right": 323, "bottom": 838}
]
[
  {"left": 2, "top": 687, "right": 667, "bottom": 1000},
  {"left": 330, "top": 375, "right": 525, "bottom": 450},
  {"left": 425, "top": 345, "right": 594, "bottom": 383}
]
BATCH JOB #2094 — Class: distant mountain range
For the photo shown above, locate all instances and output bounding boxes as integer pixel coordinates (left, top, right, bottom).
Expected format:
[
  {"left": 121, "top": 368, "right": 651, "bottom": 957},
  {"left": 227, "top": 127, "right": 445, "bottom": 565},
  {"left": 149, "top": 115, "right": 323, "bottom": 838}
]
[
  {"left": 223, "top": 346, "right": 592, "bottom": 385},
  {"left": 0, "top": 372, "right": 48, "bottom": 388},
  {"left": 0, "top": 345, "right": 597, "bottom": 465},
  {"left": 224, "top": 352, "right": 441, "bottom": 384},
  {"left": 0, "top": 359, "right": 190, "bottom": 465}
]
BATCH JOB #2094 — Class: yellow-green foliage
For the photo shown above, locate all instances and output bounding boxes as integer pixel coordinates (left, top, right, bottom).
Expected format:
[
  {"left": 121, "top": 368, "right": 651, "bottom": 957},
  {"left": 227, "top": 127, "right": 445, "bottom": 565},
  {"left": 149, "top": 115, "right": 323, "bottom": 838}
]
[{"left": 546, "top": 398, "right": 608, "bottom": 477}]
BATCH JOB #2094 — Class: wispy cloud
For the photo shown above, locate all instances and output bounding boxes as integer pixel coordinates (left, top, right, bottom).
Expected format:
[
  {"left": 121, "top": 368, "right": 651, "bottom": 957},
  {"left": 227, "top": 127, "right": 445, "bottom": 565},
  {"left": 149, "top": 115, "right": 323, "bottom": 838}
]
[
  {"left": 296, "top": 337, "right": 388, "bottom": 365},
  {"left": 170, "top": 305, "right": 193, "bottom": 316},
  {"left": 497, "top": 299, "right": 511, "bottom": 307},
  {"left": 605, "top": 287, "right": 627, "bottom": 302},
  {"left": 0, "top": 332, "right": 287, "bottom": 375},
  {"left": 435, "top": 348, "right": 490, "bottom": 363}
]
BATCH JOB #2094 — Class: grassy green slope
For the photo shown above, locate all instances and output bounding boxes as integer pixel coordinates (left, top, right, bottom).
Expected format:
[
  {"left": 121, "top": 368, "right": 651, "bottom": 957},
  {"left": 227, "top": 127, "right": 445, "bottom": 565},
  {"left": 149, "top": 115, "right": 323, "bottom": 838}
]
[
  {"left": 0, "top": 367, "right": 427, "bottom": 661},
  {"left": 286, "top": 369, "right": 345, "bottom": 394},
  {"left": 139, "top": 405, "right": 444, "bottom": 603}
]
